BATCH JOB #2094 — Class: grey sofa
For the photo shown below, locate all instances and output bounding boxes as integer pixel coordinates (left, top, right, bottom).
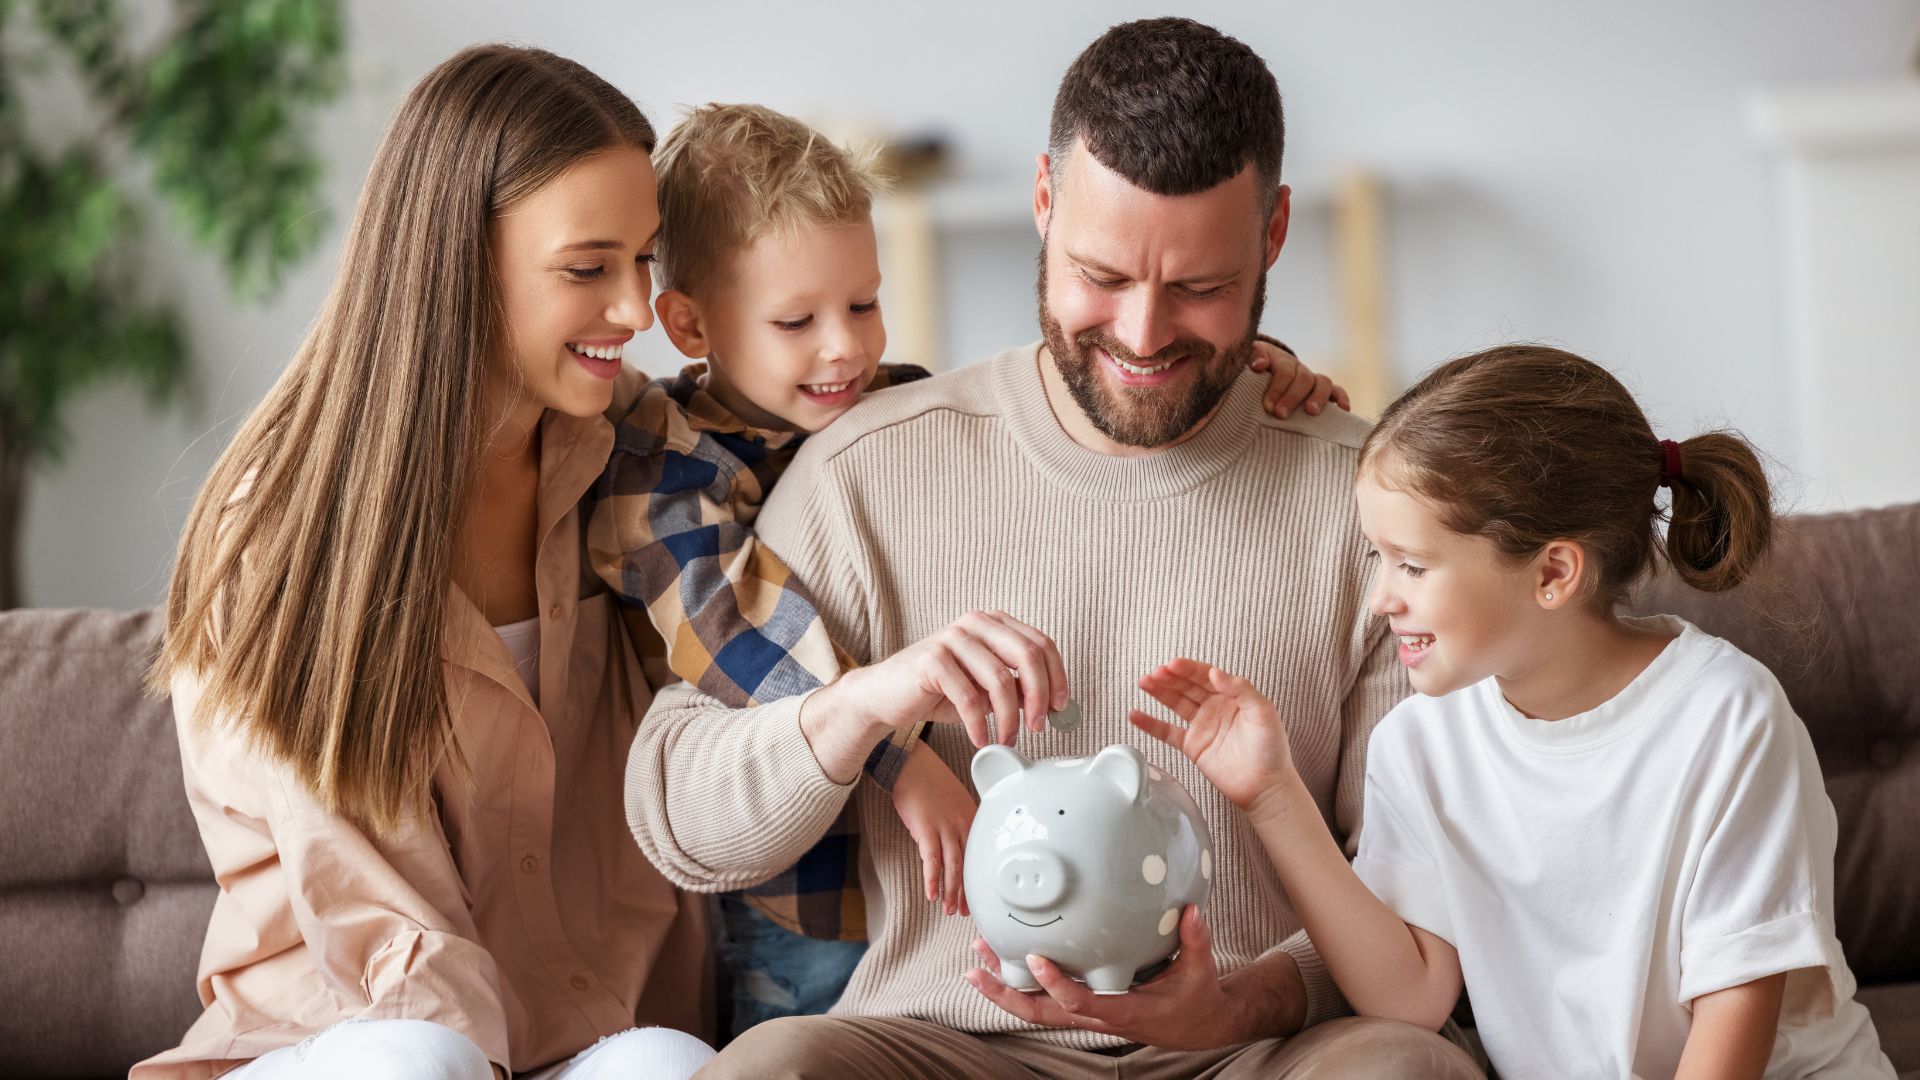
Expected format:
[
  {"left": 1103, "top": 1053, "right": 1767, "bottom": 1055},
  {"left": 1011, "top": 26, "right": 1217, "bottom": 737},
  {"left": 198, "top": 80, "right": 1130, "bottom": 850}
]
[{"left": 2, "top": 503, "right": 1916, "bottom": 1078}]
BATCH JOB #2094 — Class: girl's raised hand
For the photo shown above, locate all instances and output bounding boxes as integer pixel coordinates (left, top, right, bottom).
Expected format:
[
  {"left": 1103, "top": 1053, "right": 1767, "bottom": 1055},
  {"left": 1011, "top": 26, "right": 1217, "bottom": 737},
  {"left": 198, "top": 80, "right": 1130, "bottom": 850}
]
[{"left": 1128, "top": 659, "right": 1296, "bottom": 811}]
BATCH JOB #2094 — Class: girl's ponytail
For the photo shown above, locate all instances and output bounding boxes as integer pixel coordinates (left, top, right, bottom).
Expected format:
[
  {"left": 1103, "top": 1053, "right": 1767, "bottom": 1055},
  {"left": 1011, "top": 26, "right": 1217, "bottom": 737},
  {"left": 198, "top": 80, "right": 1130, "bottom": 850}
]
[
  {"left": 1661, "top": 431, "right": 1775, "bottom": 593},
  {"left": 1360, "top": 344, "right": 1783, "bottom": 610}
]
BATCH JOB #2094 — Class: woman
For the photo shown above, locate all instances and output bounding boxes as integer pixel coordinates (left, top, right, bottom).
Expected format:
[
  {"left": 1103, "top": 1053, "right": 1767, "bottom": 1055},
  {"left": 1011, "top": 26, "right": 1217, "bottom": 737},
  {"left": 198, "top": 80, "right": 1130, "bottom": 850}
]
[{"left": 136, "top": 45, "right": 715, "bottom": 1079}]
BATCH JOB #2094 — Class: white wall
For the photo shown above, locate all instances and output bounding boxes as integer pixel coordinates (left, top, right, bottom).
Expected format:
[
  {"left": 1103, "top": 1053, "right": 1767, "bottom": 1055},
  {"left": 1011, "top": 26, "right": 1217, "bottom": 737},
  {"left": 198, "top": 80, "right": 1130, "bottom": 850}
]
[{"left": 22, "top": 0, "right": 1915, "bottom": 609}]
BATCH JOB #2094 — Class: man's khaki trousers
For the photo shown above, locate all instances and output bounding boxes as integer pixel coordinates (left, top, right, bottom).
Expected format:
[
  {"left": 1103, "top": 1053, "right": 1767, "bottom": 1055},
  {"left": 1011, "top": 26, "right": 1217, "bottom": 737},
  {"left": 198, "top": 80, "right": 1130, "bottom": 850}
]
[{"left": 694, "top": 1015, "right": 1485, "bottom": 1079}]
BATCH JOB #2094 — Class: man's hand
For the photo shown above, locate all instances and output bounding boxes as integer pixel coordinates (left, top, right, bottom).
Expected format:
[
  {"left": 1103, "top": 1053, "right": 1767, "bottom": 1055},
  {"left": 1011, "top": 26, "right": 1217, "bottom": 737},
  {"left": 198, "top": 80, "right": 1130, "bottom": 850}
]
[
  {"left": 1249, "top": 340, "right": 1352, "bottom": 420},
  {"left": 1128, "top": 658, "right": 1298, "bottom": 815},
  {"left": 964, "top": 906, "right": 1267, "bottom": 1050},
  {"left": 802, "top": 610, "right": 1068, "bottom": 783},
  {"left": 891, "top": 741, "right": 978, "bottom": 916}
]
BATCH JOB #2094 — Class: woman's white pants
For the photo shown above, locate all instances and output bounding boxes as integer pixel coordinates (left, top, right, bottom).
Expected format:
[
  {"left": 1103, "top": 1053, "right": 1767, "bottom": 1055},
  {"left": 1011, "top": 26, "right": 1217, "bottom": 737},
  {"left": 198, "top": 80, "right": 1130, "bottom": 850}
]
[{"left": 225, "top": 1018, "right": 716, "bottom": 1080}]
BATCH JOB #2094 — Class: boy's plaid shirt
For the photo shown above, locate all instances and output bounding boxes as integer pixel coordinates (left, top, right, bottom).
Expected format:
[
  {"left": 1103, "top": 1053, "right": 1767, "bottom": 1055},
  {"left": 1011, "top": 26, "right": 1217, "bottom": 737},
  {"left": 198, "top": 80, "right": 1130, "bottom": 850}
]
[{"left": 585, "top": 362, "right": 931, "bottom": 941}]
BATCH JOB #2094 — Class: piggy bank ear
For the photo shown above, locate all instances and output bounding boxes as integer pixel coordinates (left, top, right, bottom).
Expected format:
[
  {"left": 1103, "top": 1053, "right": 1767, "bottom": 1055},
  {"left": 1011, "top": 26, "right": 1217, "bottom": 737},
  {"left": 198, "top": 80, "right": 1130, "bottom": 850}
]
[
  {"left": 971, "top": 744, "right": 1030, "bottom": 796},
  {"left": 1088, "top": 744, "right": 1146, "bottom": 803}
]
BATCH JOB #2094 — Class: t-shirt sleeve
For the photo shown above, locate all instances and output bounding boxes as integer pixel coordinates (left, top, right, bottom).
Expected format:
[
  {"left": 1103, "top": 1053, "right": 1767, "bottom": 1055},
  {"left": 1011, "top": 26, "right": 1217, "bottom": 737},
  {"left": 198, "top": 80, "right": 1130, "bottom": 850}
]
[
  {"left": 1351, "top": 713, "right": 1455, "bottom": 945},
  {"left": 1676, "top": 677, "right": 1842, "bottom": 1010}
]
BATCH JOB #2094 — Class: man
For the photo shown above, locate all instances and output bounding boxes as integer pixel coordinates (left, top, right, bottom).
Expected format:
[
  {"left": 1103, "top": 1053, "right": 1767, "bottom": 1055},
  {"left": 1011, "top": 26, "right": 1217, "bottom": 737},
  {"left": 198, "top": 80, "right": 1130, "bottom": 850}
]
[{"left": 626, "top": 18, "right": 1483, "bottom": 1078}]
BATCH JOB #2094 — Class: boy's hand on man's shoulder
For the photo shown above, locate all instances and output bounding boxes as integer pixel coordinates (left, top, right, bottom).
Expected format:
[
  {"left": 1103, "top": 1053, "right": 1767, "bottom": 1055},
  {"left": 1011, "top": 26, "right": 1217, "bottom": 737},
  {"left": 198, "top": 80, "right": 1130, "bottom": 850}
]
[{"left": 1249, "top": 338, "right": 1351, "bottom": 420}]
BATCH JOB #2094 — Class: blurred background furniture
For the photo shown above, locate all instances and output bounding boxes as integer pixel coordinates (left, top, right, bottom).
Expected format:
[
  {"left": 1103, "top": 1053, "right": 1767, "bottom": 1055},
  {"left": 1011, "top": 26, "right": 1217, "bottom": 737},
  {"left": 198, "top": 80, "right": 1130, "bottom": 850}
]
[{"left": 2, "top": 501, "right": 1916, "bottom": 1077}]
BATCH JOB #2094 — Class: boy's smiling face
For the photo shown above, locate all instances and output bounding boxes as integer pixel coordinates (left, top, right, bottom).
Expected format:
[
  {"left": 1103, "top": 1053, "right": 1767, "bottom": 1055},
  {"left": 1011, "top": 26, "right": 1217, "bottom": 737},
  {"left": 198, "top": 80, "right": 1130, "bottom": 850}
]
[{"left": 658, "top": 219, "right": 886, "bottom": 433}]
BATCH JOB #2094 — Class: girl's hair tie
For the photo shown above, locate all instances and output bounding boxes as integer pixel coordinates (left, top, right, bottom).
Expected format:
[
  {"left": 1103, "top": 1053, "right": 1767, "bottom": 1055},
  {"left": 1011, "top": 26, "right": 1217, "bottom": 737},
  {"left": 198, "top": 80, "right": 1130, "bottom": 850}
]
[{"left": 1658, "top": 438, "right": 1684, "bottom": 488}]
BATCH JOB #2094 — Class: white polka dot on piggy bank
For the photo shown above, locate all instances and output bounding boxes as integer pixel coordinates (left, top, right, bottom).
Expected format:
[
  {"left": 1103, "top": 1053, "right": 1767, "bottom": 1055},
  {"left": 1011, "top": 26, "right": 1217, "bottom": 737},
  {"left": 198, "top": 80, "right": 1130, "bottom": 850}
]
[{"left": 963, "top": 743, "right": 1214, "bottom": 995}]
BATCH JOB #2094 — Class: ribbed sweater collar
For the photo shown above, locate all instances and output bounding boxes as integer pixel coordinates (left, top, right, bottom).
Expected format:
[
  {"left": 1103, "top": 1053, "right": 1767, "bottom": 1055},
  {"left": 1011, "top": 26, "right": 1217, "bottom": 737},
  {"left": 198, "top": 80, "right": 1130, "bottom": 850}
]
[{"left": 994, "top": 341, "right": 1265, "bottom": 501}]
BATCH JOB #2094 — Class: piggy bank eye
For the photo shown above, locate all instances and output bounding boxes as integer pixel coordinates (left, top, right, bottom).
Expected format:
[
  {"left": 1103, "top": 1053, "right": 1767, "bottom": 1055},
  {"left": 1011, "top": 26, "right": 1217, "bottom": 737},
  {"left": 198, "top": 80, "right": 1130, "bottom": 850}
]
[{"left": 1057, "top": 809, "right": 1066, "bottom": 816}]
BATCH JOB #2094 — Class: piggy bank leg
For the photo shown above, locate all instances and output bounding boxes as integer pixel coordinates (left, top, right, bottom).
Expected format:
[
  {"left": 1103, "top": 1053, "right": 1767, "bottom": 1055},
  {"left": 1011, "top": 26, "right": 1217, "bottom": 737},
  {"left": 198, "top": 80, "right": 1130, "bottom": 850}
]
[
  {"left": 1085, "top": 964, "right": 1133, "bottom": 995},
  {"left": 998, "top": 957, "right": 1041, "bottom": 992}
]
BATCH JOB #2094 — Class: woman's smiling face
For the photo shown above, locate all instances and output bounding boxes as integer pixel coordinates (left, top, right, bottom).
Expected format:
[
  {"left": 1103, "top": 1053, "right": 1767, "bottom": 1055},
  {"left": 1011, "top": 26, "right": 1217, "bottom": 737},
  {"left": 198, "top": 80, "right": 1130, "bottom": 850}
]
[
  {"left": 1355, "top": 459, "right": 1546, "bottom": 698},
  {"left": 490, "top": 146, "right": 660, "bottom": 424}
]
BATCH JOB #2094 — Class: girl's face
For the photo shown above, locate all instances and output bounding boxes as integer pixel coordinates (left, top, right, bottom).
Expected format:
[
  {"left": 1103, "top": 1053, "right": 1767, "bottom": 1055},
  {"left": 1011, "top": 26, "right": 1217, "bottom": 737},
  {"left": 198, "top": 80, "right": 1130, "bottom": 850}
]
[
  {"left": 1355, "top": 463, "right": 1547, "bottom": 697},
  {"left": 491, "top": 146, "right": 660, "bottom": 427}
]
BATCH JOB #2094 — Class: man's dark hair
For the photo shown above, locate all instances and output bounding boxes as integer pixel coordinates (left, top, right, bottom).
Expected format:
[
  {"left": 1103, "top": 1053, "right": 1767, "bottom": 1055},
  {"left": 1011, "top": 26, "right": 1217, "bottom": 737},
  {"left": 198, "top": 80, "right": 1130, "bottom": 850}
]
[{"left": 1049, "top": 17, "right": 1284, "bottom": 213}]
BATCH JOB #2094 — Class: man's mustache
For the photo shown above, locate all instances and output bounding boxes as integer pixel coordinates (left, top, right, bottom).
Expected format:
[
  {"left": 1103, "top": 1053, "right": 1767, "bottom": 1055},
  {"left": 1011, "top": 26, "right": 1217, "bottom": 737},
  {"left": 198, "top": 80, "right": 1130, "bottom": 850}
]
[{"left": 1074, "top": 331, "right": 1217, "bottom": 369}]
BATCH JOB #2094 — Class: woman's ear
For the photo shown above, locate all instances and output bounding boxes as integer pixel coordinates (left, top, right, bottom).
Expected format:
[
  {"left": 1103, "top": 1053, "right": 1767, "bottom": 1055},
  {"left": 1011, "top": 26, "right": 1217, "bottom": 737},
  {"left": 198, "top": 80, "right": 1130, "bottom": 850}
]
[
  {"left": 1535, "top": 539, "right": 1585, "bottom": 608},
  {"left": 654, "top": 290, "right": 710, "bottom": 360}
]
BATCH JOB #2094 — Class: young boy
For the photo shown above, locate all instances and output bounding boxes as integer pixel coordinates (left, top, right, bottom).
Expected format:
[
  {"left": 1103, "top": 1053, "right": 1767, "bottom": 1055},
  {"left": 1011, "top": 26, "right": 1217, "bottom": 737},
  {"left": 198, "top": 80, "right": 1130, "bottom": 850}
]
[{"left": 587, "top": 103, "right": 1342, "bottom": 1037}]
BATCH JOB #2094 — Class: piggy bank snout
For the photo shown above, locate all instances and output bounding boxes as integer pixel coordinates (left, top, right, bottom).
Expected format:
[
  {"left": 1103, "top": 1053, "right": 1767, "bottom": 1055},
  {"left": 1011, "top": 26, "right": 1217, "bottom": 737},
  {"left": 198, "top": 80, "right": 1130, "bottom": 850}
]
[{"left": 994, "top": 850, "right": 1071, "bottom": 911}]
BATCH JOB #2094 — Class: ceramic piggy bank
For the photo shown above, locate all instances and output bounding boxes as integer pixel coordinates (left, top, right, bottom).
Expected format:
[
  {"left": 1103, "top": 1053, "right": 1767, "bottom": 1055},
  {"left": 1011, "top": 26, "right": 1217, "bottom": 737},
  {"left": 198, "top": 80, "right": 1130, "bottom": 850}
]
[{"left": 964, "top": 743, "right": 1214, "bottom": 994}]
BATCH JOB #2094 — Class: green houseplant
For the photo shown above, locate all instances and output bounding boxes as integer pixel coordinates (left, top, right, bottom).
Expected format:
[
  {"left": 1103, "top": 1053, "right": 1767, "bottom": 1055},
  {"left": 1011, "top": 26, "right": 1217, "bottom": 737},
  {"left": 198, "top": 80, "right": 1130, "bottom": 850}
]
[{"left": 0, "top": 0, "right": 342, "bottom": 607}]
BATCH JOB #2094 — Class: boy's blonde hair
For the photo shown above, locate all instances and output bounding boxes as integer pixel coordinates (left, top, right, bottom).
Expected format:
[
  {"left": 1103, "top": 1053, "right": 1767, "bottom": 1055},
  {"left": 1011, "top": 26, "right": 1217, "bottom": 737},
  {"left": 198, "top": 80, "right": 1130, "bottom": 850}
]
[{"left": 655, "top": 102, "right": 888, "bottom": 295}]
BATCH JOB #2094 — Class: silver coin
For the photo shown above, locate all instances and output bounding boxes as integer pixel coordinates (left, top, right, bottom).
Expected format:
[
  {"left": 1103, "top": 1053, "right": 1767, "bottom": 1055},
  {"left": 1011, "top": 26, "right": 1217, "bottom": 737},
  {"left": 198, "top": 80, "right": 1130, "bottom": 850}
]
[{"left": 1047, "top": 698, "right": 1084, "bottom": 732}]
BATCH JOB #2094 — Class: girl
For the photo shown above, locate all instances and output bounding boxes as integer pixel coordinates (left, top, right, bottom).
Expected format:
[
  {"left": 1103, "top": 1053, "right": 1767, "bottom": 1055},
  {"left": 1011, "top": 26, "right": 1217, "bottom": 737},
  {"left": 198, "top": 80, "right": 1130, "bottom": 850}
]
[
  {"left": 137, "top": 46, "right": 716, "bottom": 1079},
  {"left": 1130, "top": 345, "right": 1893, "bottom": 1078}
]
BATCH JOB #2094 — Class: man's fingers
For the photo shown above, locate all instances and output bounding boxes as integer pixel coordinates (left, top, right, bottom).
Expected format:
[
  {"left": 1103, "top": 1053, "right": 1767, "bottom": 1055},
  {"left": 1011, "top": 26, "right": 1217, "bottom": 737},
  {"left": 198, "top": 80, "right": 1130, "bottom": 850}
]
[
  {"left": 965, "top": 968, "right": 1055, "bottom": 1025},
  {"left": 968, "top": 611, "right": 1058, "bottom": 731},
  {"left": 928, "top": 649, "right": 991, "bottom": 747},
  {"left": 966, "top": 957, "right": 1106, "bottom": 1032},
  {"left": 988, "top": 613, "right": 1069, "bottom": 720},
  {"left": 1333, "top": 384, "right": 1353, "bottom": 411},
  {"left": 1027, "top": 954, "right": 1097, "bottom": 1013},
  {"left": 948, "top": 630, "right": 1025, "bottom": 746},
  {"left": 1180, "top": 904, "right": 1215, "bottom": 961}
]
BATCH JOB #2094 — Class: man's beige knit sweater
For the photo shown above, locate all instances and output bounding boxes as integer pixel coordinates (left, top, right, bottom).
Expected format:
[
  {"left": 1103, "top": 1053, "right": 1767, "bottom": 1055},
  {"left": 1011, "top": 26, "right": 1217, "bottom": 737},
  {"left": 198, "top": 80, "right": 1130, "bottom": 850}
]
[{"left": 625, "top": 342, "right": 1409, "bottom": 1049}]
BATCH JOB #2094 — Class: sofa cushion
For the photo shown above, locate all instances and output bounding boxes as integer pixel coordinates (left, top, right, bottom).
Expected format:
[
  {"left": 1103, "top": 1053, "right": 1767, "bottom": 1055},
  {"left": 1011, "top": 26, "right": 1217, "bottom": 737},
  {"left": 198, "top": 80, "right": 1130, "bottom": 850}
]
[
  {"left": 0, "top": 608, "right": 214, "bottom": 1078},
  {"left": 1856, "top": 983, "right": 1920, "bottom": 1079},
  {"left": 1634, "top": 502, "right": 1920, "bottom": 984}
]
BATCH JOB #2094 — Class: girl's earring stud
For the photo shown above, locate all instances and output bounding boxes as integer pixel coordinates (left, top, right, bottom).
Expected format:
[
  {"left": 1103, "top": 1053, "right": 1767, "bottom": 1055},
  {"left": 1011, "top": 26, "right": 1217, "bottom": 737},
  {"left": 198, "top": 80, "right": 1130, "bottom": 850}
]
[{"left": 1544, "top": 591, "right": 1555, "bottom": 602}]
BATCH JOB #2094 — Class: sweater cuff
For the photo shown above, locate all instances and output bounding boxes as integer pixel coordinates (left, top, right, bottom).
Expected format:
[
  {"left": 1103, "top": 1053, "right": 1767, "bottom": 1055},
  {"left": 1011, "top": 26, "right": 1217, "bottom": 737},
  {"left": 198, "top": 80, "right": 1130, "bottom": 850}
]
[
  {"left": 1274, "top": 927, "right": 1350, "bottom": 1030},
  {"left": 709, "top": 689, "right": 855, "bottom": 868}
]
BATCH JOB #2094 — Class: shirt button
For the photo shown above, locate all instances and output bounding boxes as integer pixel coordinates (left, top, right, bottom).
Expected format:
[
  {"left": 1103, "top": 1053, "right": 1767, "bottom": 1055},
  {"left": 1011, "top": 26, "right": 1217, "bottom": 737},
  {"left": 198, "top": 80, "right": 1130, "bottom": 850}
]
[
  {"left": 570, "top": 974, "right": 590, "bottom": 990},
  {"left": 521, "top": 854, "right": 538, "bottom": 874}
]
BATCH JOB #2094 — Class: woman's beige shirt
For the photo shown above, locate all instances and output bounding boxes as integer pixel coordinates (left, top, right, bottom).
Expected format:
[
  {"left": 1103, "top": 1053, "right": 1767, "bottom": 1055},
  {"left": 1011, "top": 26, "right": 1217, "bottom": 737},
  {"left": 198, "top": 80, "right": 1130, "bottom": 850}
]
[{"left": 133, "top": 405, "right": 710, "bottom": 1078}]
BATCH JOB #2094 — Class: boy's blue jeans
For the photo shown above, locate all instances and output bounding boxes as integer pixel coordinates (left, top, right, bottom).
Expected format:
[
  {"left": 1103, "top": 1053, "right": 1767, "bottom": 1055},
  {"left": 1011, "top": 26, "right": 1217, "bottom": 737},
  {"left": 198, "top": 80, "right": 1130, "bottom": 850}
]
[{"left": 714, "top": 894, "right": 867, "bottom": 1041}]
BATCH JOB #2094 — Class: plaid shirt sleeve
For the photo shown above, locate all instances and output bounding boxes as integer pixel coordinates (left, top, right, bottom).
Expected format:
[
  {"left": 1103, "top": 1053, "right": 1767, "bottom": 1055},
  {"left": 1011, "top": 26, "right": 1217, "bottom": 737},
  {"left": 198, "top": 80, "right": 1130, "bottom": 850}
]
[
  {"left": 587, "top": 374, "right": 915, "bottom": 788},
  {"left": 587, "top": 366, "right": 935, "bottom": 941}
]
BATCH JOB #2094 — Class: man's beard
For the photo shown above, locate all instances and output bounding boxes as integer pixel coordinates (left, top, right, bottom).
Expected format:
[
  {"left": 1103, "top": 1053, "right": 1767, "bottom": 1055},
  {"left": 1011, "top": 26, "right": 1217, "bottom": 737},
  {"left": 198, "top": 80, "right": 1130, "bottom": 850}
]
[{"left": 1037, "top": 247, "right": 1266, "bottom": 449}]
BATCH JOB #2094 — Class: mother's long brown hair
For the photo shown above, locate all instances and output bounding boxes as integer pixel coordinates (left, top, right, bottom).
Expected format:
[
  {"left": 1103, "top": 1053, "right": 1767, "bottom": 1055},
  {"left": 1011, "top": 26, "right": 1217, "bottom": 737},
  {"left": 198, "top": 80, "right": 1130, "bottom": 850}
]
[
  {"left": 153, "top": 45, "right": 655, "bottom": 833},
  {"left": 1359, "top": 344, "right": 1776, "bottom": 609}
]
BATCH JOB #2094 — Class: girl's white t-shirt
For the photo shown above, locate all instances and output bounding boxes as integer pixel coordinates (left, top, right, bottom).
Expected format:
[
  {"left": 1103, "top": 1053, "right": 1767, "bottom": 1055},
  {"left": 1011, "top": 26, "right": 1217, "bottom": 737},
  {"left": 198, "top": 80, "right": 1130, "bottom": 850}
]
[{"left": 1353, "top": 615, "right": 1893, "bottom": 1080}]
